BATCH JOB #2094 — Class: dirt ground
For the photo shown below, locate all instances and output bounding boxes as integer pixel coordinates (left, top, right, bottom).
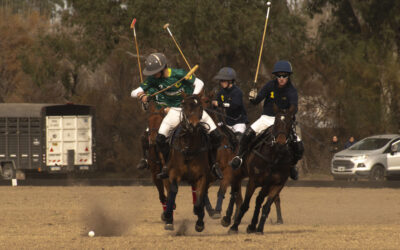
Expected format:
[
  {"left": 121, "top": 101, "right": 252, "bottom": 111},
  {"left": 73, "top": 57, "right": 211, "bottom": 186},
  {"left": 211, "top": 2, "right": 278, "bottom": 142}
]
[{"left": 0, "top": 185, "right": 399, "bottom": 249}]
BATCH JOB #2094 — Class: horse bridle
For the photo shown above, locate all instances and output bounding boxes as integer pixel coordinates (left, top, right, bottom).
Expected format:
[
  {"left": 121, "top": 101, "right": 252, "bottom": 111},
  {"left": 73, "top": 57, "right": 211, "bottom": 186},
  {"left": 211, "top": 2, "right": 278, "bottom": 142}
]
[{"left": 271, "top": 114, "right": 292, "bottom": 146}]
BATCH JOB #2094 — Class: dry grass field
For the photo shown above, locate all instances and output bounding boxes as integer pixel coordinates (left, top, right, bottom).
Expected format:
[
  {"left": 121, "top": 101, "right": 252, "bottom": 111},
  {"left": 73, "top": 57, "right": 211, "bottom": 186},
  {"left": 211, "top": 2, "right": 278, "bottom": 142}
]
[{"left": 0, "top": 185, "right": 399, "bottom": 249}]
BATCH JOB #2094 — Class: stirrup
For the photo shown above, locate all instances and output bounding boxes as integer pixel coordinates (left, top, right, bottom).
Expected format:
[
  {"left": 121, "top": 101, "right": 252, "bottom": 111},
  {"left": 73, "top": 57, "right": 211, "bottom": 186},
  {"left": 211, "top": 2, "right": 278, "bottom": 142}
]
[
  {"left": 157, "top": 166, "right": 169, "bottom": 179},
  {"left": 136, "top": 159, "right": 148, "bottom": 170},
  {"left": 212, "top": 164, "right": 223, "bottom": 180},
  {"left": 229, "top": 156, "right": 242, "bottom": 170}
]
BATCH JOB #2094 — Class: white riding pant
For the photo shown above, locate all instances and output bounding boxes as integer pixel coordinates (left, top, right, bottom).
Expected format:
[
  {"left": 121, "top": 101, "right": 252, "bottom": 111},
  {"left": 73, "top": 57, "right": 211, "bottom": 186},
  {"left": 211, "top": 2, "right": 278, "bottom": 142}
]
[
  {"left": 250, "top": 115, "right": 301, "bottom": 141},
  {"left": 226, "top": 123, "right": 246, "bottom": 134},
  {"left": 158, "top": 107, "right": 217, "bottom": 137}
]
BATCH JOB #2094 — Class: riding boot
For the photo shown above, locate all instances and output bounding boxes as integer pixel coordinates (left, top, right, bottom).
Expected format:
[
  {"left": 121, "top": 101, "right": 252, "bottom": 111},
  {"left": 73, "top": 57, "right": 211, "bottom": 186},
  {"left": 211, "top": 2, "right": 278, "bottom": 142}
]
[
  {"left": 234, "top": 132, "right": 243, "bottom": 150},
  {"left": 290, "top": 166, "right": 299, "bottom": 180},
  {"left": 136, "top": 131, "right": 149, "bottom": 170},
  {"left": 156, "top": 134, "right": 170, "bottom": 179},
  {"left": 209, "top": 130, "right": 223, "bottom": 180},
  {"left": 229, "top": 128, "right": 256, "bottom": 170},
  {"left": 290, "top": 140, "right": 304, "bottom": 180}
]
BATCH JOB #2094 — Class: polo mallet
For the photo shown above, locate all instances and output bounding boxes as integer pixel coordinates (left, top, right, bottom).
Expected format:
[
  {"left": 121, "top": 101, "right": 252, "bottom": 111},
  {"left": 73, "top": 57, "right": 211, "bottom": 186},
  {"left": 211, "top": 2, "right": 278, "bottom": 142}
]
[
  {"left": 130, "top": 18, "right": 143, "bottom": 83},
  {"left": 251, "top": 1, "right": 271, "bottom": 94},
  {"left": 163, "top": 23, "right": 193, "bottom": 72},
  {"left": 150, "top": 65, "right": 199, "bottom": 97}
]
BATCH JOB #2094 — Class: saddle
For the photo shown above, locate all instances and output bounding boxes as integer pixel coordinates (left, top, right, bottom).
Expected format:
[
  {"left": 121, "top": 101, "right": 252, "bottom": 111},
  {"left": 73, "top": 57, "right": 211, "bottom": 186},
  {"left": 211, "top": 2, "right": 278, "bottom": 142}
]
[
  {"left": 169, "top": 124, "right": 210, "bottom": 159},
  {"left": 219, "top": 125, "right": 239, "bottom": 151},
  {"left": 246, "top": 126, "right": 295, "bottom": 173}
]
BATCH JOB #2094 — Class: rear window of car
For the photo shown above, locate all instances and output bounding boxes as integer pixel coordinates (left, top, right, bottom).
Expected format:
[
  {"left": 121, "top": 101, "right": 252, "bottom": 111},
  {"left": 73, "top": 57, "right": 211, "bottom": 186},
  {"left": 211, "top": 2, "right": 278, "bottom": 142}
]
[{"left": 349, "top": 138, "right": 391, "bottom": 150}]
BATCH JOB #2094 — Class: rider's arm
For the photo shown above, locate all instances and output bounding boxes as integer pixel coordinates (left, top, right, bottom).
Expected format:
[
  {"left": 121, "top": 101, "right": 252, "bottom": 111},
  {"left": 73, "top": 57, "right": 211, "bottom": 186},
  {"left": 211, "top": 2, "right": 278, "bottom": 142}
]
[
  {"left": 192, "top": 78, "right": 204, "bottom": 95},
  {"left": 131, "top": 87, "right": 145, "bottom": 98},
  {"left": 287, "top": 88, "right": 299, "bottom": 114},
  {"left": 250, "top": 82, "right": 270, "bottom": 105},
  {"left": 228, "top": 89, "right": 244, "bottom": 110}
]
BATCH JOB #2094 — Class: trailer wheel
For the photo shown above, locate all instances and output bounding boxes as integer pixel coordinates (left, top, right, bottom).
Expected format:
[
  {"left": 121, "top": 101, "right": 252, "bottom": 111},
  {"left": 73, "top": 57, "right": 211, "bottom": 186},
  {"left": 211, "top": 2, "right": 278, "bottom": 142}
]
[{"left": 1, "top": 163, "right": 15, "bottom": 180}]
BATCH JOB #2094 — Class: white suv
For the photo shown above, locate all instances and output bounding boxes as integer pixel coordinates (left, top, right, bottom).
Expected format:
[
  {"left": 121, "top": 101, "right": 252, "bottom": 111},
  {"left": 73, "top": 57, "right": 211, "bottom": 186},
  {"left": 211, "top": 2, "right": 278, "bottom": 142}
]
[{"left": 331, "top": 134, "right": 400, "bottom": 181}]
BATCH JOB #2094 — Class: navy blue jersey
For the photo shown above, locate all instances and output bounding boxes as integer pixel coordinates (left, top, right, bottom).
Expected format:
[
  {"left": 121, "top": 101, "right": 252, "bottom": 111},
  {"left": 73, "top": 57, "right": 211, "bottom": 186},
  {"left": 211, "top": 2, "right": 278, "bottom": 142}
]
[
  {"left": 251, "top": 79, "right": 298, "bottom": 116},
  {"left": 215, "top": 85, "right": 248, "bottom": 126}
]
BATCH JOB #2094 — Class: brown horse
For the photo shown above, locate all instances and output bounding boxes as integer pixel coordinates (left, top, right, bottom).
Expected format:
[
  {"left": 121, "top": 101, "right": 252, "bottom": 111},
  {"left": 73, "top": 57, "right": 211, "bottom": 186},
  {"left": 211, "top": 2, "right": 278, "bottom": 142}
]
[
  {"left": 163, "top": 95, "right": 212, "bottom": 232},
  {"left": 143, "top": 101, "right": 169, "bottom": 213},
  {"left": 228, "top": 104, "right": 296, "bottom": 234},
  {"left": 201, "top": 96, "right": 284, "bottom": 226}
]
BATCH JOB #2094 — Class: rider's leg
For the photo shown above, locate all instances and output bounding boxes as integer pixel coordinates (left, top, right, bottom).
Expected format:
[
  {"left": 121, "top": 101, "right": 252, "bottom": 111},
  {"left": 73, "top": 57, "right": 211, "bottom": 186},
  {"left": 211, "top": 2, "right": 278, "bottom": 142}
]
[
  {"left": 229, "top": 127, "right": 256, "bottom": 169},
  {"left": 289, "top": 131, "right": 304, "bottom": 180},
  {"left": 136, "top": 129, "right": 149, "bottom": 170},
  {"left": 156, "top": 108, "right": 182, "bottom": 179},
  {"left": 201, "top": 111, "right": 223, "bottom": 179},
  {"left": 232, "top": 123, "right": 246, "bottom": 147},
  {"left": 209, "top": 129, "right": 223, "bottom": 179},
  {"left": 229, "top": 115, "right": 274, "bottom": 169}
]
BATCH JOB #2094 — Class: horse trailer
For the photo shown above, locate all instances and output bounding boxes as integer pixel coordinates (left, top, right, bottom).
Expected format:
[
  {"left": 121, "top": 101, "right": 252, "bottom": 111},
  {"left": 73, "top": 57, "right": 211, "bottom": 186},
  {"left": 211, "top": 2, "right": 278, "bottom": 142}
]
[{"left": 0, "top": 103, "right": 96, "bottom": 179}]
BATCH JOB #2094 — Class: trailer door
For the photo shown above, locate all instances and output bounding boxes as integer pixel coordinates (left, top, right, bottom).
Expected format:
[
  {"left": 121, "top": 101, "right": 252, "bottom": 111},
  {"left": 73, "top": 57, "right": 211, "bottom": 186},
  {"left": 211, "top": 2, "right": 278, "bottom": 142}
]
[{"left": 46, "top": 116, "right": 92, "bottom": 171}]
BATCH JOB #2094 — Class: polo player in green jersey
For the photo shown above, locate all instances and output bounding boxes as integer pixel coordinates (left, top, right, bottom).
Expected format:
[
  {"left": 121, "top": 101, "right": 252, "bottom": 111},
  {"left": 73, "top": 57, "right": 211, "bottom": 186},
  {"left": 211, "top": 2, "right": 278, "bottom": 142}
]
[{"left": 131, "top": 53, "right": 223, "bottom": 180}]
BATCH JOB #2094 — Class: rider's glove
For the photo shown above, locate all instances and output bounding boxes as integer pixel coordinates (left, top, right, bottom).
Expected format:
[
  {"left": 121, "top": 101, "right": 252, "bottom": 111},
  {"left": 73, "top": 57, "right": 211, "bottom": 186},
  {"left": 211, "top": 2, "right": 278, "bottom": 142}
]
[
  {"left": 249, "top": 88, "right": 257, "bottom": 101},
  {"left": 223, "top": 103, "right": 230, "bottom": 108}
]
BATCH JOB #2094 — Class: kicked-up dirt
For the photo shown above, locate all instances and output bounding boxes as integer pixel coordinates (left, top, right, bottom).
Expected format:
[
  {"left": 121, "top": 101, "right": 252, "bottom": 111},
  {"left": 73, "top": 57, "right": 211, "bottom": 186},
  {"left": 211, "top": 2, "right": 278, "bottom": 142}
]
[{"left": 0, "top": 185, "right": 399, "bottom": 249}]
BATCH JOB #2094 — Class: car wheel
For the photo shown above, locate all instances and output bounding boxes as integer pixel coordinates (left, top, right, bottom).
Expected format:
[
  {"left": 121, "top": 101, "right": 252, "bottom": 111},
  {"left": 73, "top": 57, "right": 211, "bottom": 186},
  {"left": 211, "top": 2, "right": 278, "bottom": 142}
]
[
  {"left": 369, "top": 165, "right": 385, "bottom": 181},
  {"left": 1, "top": 163, "right": 15, "bottom": 180}
]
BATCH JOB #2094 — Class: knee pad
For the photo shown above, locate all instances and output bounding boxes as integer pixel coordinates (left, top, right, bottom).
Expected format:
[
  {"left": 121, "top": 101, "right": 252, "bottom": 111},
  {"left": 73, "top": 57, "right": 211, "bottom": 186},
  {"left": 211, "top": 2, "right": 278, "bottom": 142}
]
[
  {"left": 244, "top": 127, "right": 256, "bottom": 137},
  {"left": 209, "top": 129, "right": 222, "bottom": 148},
  {"left": 156, "top": 133, "right": 167, "bottom": 146}
]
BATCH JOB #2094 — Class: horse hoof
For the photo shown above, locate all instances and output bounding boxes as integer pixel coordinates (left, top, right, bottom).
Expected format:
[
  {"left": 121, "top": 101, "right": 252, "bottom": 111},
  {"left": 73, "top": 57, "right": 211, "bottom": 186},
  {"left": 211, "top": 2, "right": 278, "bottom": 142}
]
[
  {"left": 165, "top": 223, "right": 174, "bottom": 231},
  {"left": 161, "top": 212, "right": 166, "bottom": 222},
  {"left": 221, "top": 216, "right": 231, "bottom": 227},
  {"left": 211, "top": 212, "right": 222, "bottom": 220},
  {"left": 246, "top": 225, "right": 256, "bottom": 234},
  {"left": 206, "top": 209, "right": 215, "bottom": 218},
  {"left": 256, "top": 231, "right": 264, "bottom": 235},
  {"left": 195, "top": 221, "right": 205, "bottom": 232},
  {"left": 195, "top": 224, "right": 204, "bottom": 232},
  {"left": 228, "top": 228, "right": 238, "bottom": 235},
  {"left": 276, "top": 219, "right": 283, "bottom": 225}
]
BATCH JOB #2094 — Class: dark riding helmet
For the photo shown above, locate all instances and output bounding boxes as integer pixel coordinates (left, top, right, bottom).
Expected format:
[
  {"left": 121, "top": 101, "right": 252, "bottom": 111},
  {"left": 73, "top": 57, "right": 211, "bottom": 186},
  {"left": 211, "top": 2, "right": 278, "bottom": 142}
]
[
  {"left": 143, "top": 53, "right": 167, "bottom": 76},
  {"left": 213, "top": 67, "right": 236, "bottom": 82},
  {"left": 272, "top": 60, "right": 293, "bottom": 75}
]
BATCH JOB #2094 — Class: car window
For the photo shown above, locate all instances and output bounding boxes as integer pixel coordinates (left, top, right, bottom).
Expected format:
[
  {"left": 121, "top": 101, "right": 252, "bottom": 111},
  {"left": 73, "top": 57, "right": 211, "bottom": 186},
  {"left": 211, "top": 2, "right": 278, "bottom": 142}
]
[
  {"left": 349, "top": 138, "right": 391, "bottom": 150},
  {"left": 384, "top": 139, "right": 400, "bottom": 153}
]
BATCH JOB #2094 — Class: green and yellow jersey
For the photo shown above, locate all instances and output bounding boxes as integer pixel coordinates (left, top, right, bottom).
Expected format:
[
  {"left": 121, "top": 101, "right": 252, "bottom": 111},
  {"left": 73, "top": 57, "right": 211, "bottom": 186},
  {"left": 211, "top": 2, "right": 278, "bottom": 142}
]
[{"left": 140, "top": 68, "right": 195, "bottom": 108}]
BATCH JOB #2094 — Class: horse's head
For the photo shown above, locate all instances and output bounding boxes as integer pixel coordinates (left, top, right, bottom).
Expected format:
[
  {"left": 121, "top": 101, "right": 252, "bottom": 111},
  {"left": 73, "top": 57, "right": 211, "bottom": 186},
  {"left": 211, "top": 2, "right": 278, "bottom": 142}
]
[
  {"left": 181, "top": 94, "right": 203, "bottom": 131},
  {"left": 272, "top": 104, "right": 296, "bottom": 146},
  {"left": 147, "top": 101, "right": 164, "bottom": 145}
]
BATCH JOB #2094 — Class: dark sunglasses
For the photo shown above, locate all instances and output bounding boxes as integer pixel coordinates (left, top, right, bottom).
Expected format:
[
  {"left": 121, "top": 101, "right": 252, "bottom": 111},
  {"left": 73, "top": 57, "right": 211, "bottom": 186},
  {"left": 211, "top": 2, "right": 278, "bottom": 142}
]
[{"left": 275, "top": 74, "right": 289, "bottom": 79}]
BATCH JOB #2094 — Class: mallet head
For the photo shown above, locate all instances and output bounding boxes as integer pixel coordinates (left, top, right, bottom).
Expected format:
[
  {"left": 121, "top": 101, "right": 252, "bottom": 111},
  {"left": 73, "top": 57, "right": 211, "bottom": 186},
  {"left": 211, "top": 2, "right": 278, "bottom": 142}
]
[{"left": 163, "top": 23, "right": 170, "bottom": 29}]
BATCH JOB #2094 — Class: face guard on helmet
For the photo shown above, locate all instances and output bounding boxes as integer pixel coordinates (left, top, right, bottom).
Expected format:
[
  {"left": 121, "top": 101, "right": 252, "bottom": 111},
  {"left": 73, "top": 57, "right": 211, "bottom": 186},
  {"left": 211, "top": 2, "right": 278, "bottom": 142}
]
[{"left": 143, "top": 53, "right": 167, "bottom": 76}]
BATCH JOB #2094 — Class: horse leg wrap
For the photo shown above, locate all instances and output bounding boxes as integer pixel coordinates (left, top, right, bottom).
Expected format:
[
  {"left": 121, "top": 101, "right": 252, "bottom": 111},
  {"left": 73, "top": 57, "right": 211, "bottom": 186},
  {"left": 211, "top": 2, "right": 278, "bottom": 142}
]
[
  {"left": 191, "top": 186, "right": 197, "bottom": 205},
  {"left": 215, "top": 189, "right": 225, "bottom": 212},
  {"left": 166, "top": 182, "right": 178, "bottom": 218},
  {"left": 161, "top": 201, "right": 166, "bottom": 211},
  {"left": 226, "top": 191, "right": 237, "bottom": 217}
]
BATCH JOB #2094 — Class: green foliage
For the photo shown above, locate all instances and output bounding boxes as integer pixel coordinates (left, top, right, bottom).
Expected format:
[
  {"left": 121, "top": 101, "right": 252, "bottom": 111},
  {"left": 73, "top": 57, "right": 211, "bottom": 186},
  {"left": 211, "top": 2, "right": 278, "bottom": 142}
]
[{"left": 306, "top": 0, "right": 400, "bottom": 138}]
